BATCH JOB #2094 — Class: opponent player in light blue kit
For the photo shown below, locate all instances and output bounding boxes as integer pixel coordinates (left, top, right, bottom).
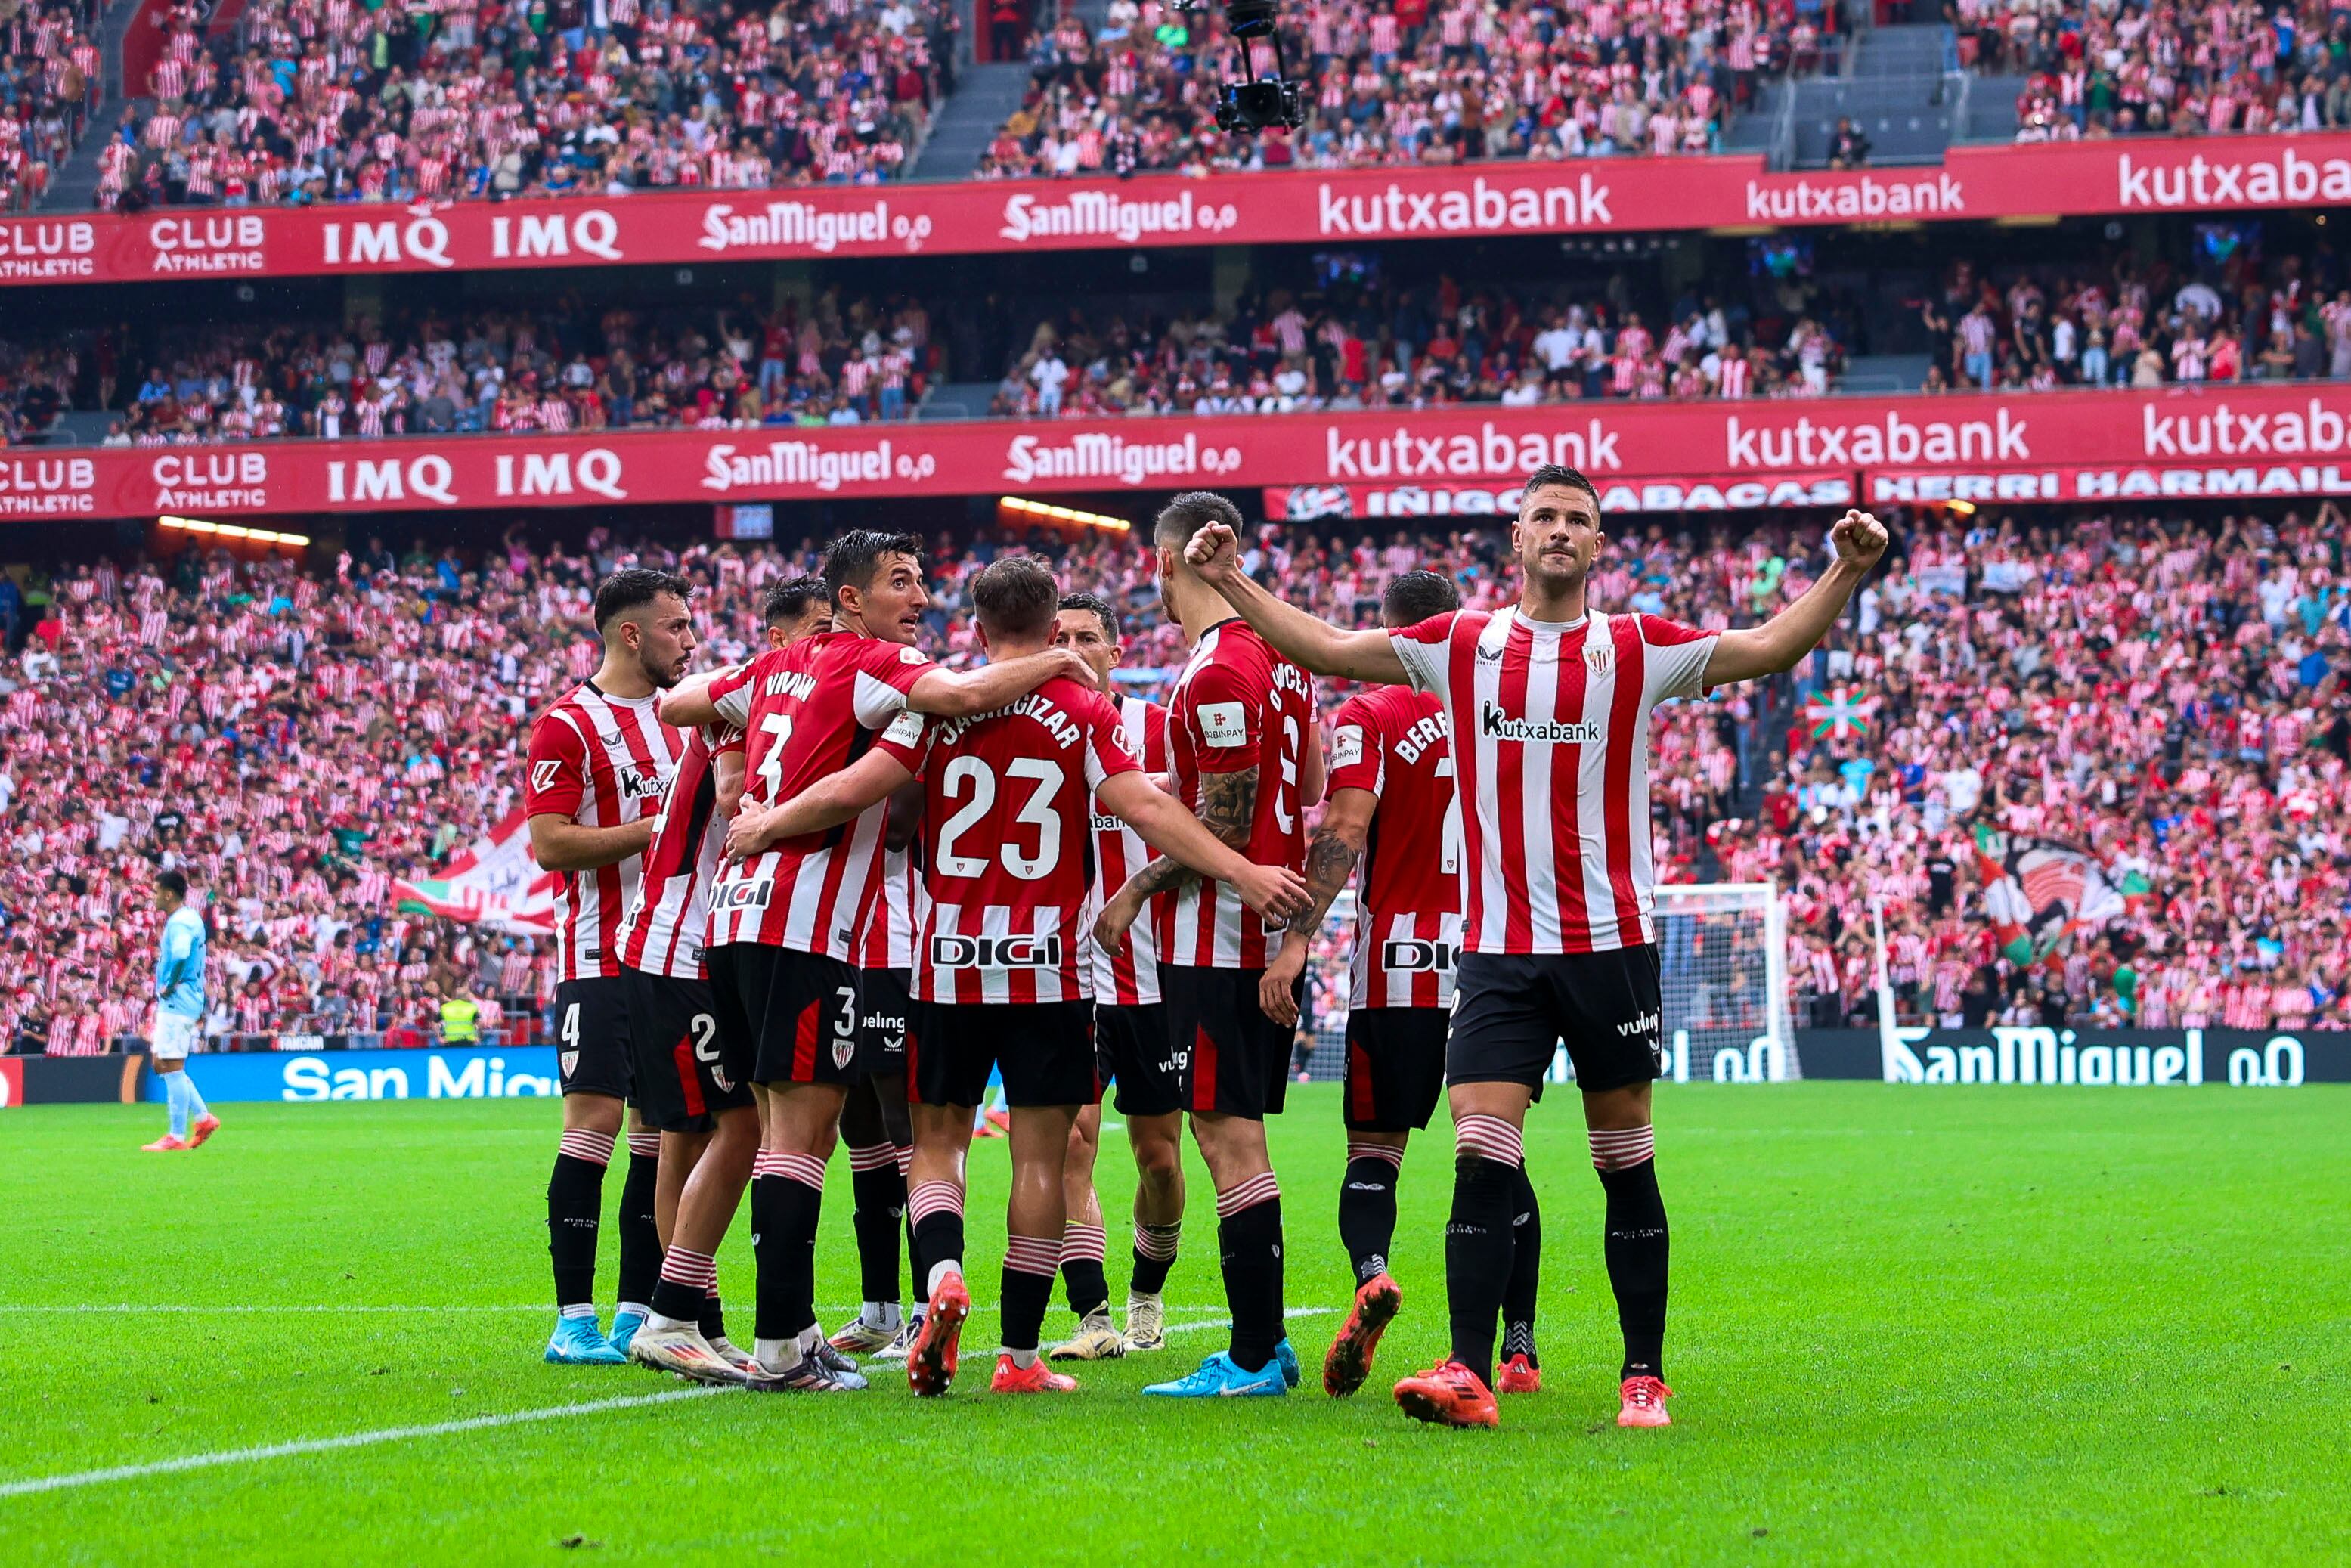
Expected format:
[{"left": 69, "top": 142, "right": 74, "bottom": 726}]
[{"left": 144, "top": 868, "right": 220, "bottom": 1153}]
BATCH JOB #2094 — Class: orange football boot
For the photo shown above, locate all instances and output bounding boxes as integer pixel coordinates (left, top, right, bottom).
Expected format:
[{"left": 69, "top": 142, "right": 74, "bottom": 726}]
[
  {"left": 990, "top": 1355, "right": 1079, "bottom": 1393},
  {"left": 1497, "top": 1354, "right": 1542, "bottom": 1394},
  {"left": 1392, "top": 1359, "right": 1500, "bottom": 1429},
  {"left": 906, "top": 1272, "right": 970, "bottom": 1397},
  {"left": 1322, "top": 1273, "right": 1402, "bottom": 1398},
  {"left": 1618, "top": 1374, "right": 1674, "bottom": 1427}
]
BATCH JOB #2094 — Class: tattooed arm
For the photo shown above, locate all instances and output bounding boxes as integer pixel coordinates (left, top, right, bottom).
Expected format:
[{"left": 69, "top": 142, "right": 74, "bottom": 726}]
[
  {"left": 1092, "top": 766, "right": 1259, "bottom": 956},
  {"left": 1259, "top": 786, "right": 1374, "bottom": 1027}
]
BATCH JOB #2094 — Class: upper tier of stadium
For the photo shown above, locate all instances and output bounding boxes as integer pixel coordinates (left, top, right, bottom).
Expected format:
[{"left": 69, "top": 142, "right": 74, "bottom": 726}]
[{"left": 3, "top": 0, "right": 2349, "bottom": 249}]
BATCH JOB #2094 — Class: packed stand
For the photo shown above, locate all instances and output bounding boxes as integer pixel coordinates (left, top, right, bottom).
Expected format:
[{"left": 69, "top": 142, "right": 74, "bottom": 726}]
[
  {"left": 28, "top": 291, "right": 938, "bottom": 443},
  {"left": 1964, "top": 0, "right": 2351, "bottom": 142},
  {"left": 1913, "top": 248, "right": 2351, "bottom": 392},
  {"left": 981, "top": 0, "right": 1844, "bottom": 177},
  {"left": 99, "top": 0, "right": 955, "bottom": 210},
  {"left": 986, "top": 275, "right": 1855, "bottom": 417},
  {"left": 1717, "top": 505, "right": 2351, "bottom": 1031},
  {"left": 4, "top": 504, "right": 2342, "bottom": 1053},
  {"left": 2, "top": 0, "right": 106, "bottom": 211}
]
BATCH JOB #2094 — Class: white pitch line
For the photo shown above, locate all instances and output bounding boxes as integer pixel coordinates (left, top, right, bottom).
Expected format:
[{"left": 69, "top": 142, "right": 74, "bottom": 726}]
[
  {"left": 0, "top": 1387, "right": 723, "bottom": 1500},
  {"left": 0, "top": 1306, "right": 1343, "bottom": 1501},
  {"left": 0, "top": 1303, "right": 1256, "bottom": 1317}
]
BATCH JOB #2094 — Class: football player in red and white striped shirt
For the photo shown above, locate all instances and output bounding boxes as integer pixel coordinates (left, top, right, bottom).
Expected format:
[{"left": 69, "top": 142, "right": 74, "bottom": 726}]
[
  {"left": 1095, "top": 491, "right": 1325, "bottom": 1399},
  {"left": 1185, "top": 466, "right": 1888, "bottom": 1430},
  {"left": 633, "top": 531, "right": 1091, "bottom": 1390},
  {"left": 716, "top": 557, "right": 1303, "bottom": 1396},
  {"left": 522, "top": 569, "right": 695, "bottom": 1366},
  {"left": 1044, "top": 590, "right": 1188, "bottom": 1362},
  {"left": 1259, "top": 567, "right": 1541, "bottom": 1399},
  {"left": 606, "top": 575, "right": 829, "bottom": 1368}
]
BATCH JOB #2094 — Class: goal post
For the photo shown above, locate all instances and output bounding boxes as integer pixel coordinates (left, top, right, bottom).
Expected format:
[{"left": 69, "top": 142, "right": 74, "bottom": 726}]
[
  {"left": 1300, "top": 882, "right": 1798, "bottom": 1083},
  {"left": 1651, "top": 882, "right": 1798, "bottom": 1083}
]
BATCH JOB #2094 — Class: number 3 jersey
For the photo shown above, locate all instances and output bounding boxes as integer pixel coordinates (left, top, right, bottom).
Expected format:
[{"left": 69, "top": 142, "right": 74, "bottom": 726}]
[
  {"left": 909, "top": 674, "right": 1141, "bottom": 1005},
  {"left": 1159, "top": 619, "right": 1313, "bottom": 971},
  {"left": 705, "top": 631, "right": 934, "bottom": 959},
  {"left": 1327, "top": 684, "right": 1462, "bottom": 1010}
]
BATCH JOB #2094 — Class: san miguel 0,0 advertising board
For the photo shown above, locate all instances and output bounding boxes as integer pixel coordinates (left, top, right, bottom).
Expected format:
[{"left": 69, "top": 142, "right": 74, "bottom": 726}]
[
  {"left": 3, "top": 135, "right": 2349, "bottom": 287},
  {"left": 6, "top": 384, "right": 2349, "bottom": 521}
]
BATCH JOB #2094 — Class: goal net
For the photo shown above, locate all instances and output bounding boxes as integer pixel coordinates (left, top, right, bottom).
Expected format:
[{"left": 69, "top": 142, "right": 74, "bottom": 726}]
[{"left": 1302, "top": 882, "right": 1797, "bottom": 1083}]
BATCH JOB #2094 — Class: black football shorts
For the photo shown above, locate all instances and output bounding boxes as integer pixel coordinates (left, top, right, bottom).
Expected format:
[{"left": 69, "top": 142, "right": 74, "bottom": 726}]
[
  {"left": 1094, "top": 1002, "right": 1180, "bottom": 1117},
  {"left": 553, "top": 975, "right": 633, "bottom": 1101},
  {"left": 1162, "top": 965, "right": 1301, "bottom": 1122},
  {"left": 623, "top": 968, "right": 752, "bottom": 1132},
  {"left": 1447, "top": 946, "right": 1665, "bottom": 1098},
  {"left": 706, "top": 944, "right": 863, "bottom": 1089},
  {"left": 1342, "top": 1006, "right": 1449, "bottom": 1132},
  {"left": 907, "top": 999, "right": 1097, "bottom": 1109}
]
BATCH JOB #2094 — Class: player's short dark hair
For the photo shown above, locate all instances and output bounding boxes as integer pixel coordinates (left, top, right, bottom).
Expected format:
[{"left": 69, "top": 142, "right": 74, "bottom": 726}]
[
  {"left": 156, "top": 868, "right": 187, "bottom": 898},
  {"left": 823, "top": 530, "right": 925, "bottom": 602},
  {"left": 762, "top": 575, "right": 828, "bottom": 627},
  {"left": 593, "top": 568, "right": 692, "bottom": 631},
  {"left": 971, "top": 556, "right": 1061, "bottom": 640},
  {"left": 1383, "top": 569, "right": 1459, "bottom": 628},
  {"left": 1058, "top": 590, "right": 1120, "bottom": 640},
  {"left": 1521, "top": 464, "right": 1600, "bottom": 508},
  {"left": 1153, "top": 490, "right": 1245, "bottom": 550}
]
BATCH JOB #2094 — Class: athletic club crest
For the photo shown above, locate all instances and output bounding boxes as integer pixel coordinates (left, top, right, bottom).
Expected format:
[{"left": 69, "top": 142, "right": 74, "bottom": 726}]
[
  {"left": 1584, "top": 639, "right": 1614, "bottom": 675},
  {"left": 833, "top": 1033, "right": 856, "bottom": 1070},
  {"left": 560, "top": 1050, "right": 579, "bottom": 1079}
]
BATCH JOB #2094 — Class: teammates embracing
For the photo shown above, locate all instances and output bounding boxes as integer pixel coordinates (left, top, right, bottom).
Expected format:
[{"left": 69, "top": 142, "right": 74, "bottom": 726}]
[{"left": 521, "top": 472, "right": 1887, "bottom": 1427}]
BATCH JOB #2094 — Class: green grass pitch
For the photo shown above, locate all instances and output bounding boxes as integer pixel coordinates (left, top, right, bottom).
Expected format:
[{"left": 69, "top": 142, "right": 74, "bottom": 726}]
[{"left": 3, "top": 1083, "right": 2346, "bottom": 1565}]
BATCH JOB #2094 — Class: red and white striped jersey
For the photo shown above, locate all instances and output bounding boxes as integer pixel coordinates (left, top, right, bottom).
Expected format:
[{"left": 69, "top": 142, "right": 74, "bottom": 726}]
[
  {"left": 1327, "top": 683, "right": 1463, "bottom": 1009},
  {"left": 705, "top": 632, "right": 934, "bottom": 957},
  {"left": 910, "top": 676, "right": 1141, "bottom": 1005},
  {"left": 1088, "top": 695, "right": 1170, "bottom": 1006},
  {"left": 1388, "top": 609, "right": 1718, "bottom": 956},
  {"left": 524, "top": 683, "right": 682, "bottom": 981},
  {"left": 1157, "top": 621, "right": 1314, "bottom": 970},
  {"left": 855, "top": 845, "right": 916, "bottom": 971},
  {"left": 615, "top": 724, "right": 738, "bottom": 981}
]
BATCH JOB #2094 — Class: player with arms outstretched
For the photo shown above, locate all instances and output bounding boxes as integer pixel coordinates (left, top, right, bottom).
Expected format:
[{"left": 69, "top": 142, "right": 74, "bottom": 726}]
[
  {"left": 1185, "top": 467, "right": 1888, "bottom": 1428},
  {"left": 1257, "top": 568, "right": 1542, "bottom": 1399},
  {"left": 1095, "top": 491, "right": 1325, "bottom": 1400},
  {"left": 1047, "top": 590, "right": 1185, "bottom": 1361},
  {"left": 630, "top": 532, "right": 1089, "bottom": 1390},
  {"left": 524, "top": 569, "right": 694, "bottom": 1367}
]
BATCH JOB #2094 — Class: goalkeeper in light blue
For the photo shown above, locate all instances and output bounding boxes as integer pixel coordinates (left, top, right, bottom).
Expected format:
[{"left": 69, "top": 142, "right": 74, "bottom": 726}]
[{"left": 144, "top": 868, "right": 220, "bottom": 1152}]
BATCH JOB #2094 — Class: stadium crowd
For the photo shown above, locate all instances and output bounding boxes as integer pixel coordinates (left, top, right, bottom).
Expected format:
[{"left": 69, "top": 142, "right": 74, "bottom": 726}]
[
  {"left": 1, "top": 0, "right": 106, "bottom": 212},
  {"left": 2, "top": 500, "right": 2343, "bottom": 1056},
  {"left": 1980, "top": 0, "right": 2351, "bottom": 141},
  {"left": 1914, "top": 245, "right": 2351, "bottom": 392},
  {"left": 99, "top": 0, "right": 956, "bottom": 209},
  {"left": 0, "top": 267, "right": 1859, "bottom": 442},
  {"left": 982, "top": 0, "right": 1846, "bottom": 177}
]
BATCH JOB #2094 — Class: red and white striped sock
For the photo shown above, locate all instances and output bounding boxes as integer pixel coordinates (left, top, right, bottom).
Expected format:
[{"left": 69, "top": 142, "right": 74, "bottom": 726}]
[
  {"left": 1454, "top": 1114, "right": 1524, "bottom": 1168},
  {"left": 557, "top": 1127, "right": 615, "bottom": 1167},
  {"left": 1588, "top": 1126, "right": 1656, "bottom": 1172},
  {"left": 754, "top": 1149, "right": 829, "bottom": 1190},
  {"left": 1058, "top": 1222, "right": 1107, "bottom": 1266},
  {"left": 1346, "top": 1140, "right": 1405, "bottom": 1169},
  {"left": 909, "top": 1180, "right": 965, "bottom": 1295},
  {"left": 1214, "top": 1170, "right": 1281, "bottom": 1218},
  {"left": 626, "top": 1130, "right": 661, "bottom": 1160},
  {"left": 847, "top": 1142, "right": 896, "bottom": 1172},
  {"left": 1001, "top": 1232, "right": 1062, "bottom": 1362}
]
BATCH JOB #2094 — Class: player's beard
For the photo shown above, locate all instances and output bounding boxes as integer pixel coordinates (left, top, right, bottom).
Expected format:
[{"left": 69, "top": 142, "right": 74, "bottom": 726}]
[{"left": 639, "top": 646, "right": 691, "bottom": 690}]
